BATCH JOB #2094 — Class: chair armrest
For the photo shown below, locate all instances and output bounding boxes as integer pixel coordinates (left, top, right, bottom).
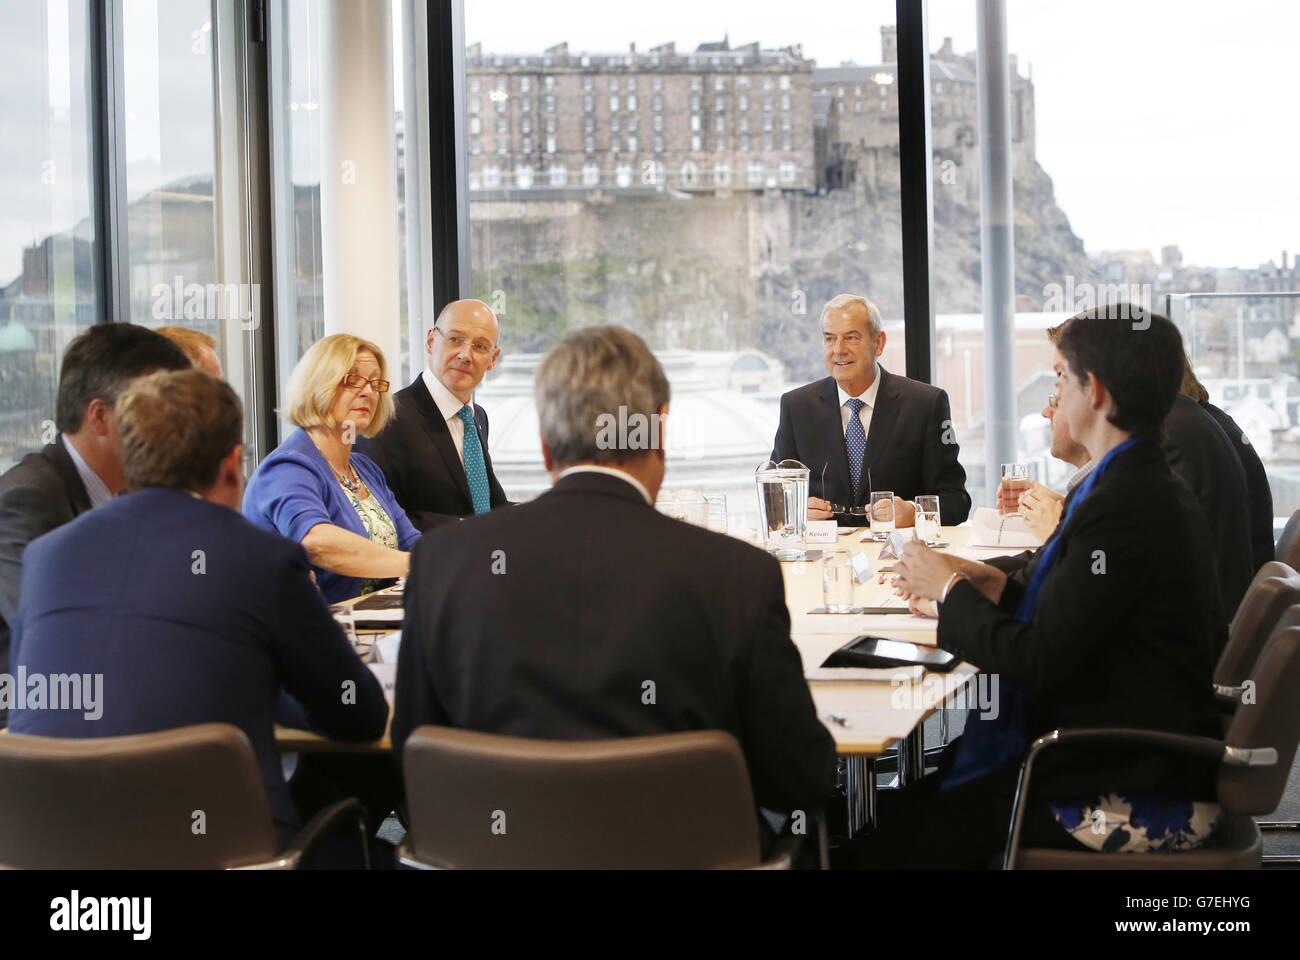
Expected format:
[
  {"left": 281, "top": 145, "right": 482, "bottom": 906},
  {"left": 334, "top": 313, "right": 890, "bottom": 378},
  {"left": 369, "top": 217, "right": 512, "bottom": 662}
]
[
  {"left": 276, "top": 797, "right": 370, "bottom": 870},
  {"left": 1002, "top": 727, "right": 1277, "bottom": 870}
]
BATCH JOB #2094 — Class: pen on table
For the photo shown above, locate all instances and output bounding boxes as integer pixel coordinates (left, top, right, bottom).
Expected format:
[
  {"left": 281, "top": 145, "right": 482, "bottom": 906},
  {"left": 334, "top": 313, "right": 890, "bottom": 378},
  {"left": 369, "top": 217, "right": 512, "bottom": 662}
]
[{"left": 824, "top": 712, "right": 851, "bottom": 728}]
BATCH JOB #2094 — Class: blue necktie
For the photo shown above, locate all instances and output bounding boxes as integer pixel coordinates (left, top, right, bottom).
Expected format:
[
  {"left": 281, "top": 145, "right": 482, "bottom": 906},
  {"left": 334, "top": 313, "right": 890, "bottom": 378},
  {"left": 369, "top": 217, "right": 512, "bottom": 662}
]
[
  {"left": 845, "top": 398, "right": 867, "bottom": 496},
  {"left": 457, "top": 405, "right": 491, "bottom": 516}
]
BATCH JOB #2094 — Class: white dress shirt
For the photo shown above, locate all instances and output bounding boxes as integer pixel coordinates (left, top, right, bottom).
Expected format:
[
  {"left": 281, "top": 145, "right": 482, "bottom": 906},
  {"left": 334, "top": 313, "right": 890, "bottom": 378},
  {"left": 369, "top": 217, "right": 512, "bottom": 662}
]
[
  {"left": 422, "top": 367, "right": 472, "bottom": 466},
  {"left": 557, "top": 465, "right": 654, "bottom": 506},
  {"left": 837, "top": 363, "right": 882, "bottom": 440},
  {"left": 60, "top": 434, "right": 112, "bottom": 508}
]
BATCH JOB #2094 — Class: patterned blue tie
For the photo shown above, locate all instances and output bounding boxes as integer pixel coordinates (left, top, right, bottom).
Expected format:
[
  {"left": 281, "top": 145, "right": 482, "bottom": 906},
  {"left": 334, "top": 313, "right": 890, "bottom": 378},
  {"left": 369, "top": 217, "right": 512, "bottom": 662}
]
[
  {"left": 845, "top": 397, "right": 867, "bottom": 497},
  {"left": 457, "top": 405, "right": 491, "bottom": 516}
]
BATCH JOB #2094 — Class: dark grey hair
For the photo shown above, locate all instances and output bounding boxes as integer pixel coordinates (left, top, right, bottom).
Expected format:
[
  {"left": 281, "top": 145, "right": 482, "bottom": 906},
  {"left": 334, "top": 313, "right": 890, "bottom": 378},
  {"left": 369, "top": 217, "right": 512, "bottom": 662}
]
[{"left": 535, "top": 326, "right": 671, "bottom": 468}]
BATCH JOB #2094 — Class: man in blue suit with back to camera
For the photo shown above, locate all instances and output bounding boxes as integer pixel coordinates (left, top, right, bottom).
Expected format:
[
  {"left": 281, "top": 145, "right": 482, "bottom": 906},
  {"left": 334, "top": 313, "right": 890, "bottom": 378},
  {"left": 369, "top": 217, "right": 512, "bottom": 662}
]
[{"left": 8, "top": 370, "right": 387, "bottom": 853}]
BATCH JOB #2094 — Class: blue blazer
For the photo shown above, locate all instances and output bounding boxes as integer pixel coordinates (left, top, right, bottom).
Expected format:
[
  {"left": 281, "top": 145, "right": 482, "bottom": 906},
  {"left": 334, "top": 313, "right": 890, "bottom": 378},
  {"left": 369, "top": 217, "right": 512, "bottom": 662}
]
[
  {"left": 242, "top": 428, "right": 420, "bottom": 603},
  {"left": 8, "top": 487, "right": 389, "bottom": 846}
]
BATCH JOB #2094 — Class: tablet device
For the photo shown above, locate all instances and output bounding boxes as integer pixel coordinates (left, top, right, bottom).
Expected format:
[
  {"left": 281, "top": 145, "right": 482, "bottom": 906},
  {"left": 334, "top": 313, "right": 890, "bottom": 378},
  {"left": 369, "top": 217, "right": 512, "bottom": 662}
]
[{"left": 821, "top": 635, "right": 958, "bottom": 672}]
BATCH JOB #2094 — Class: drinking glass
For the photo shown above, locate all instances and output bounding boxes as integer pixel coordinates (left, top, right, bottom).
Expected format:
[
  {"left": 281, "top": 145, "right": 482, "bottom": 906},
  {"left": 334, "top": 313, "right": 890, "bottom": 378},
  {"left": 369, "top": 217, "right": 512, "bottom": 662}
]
[
  {"left": 1000, "top": 463, "right": 1031, "bottom": 515},
  {"left": 705, "top": 495, "right": 728, "bottom": 534},
  {"left": 869, "top": 490, "right": 895, "bottom": 539},
  {"left": 822, "top": 550, "right": 856, "bottom": 613},
  {"left": 914, "top": 495, "right": 941, "bottom": 545},
  {"left": 334, "top": 606, "right": 359, "bottom": 650}
]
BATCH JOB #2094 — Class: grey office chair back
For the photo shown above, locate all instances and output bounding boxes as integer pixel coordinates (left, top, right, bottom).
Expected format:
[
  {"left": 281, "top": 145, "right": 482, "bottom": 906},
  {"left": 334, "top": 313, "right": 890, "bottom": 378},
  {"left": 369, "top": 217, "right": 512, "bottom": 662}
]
[
  {"left": 1217, "top": 562, "right": 1300, "bottom": 688},
  {"left": 400, "top": 726, "right": 766, "bottom": 869},
  {"left": 0, "top": 723, "right": 278, "bottom": 869},
  {"left": 1275, "top": 510, "right": 1300, "bottom": 569},
  {"left": 1218, "top": 626, "right": 1300, "bottom": 816}
]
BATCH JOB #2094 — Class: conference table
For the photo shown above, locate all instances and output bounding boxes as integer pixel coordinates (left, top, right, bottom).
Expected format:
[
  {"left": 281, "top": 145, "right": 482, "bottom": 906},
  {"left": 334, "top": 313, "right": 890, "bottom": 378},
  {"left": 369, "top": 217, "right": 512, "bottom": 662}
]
[{"left": 278, "top": 524, "right": 1015, "bottom": 837}]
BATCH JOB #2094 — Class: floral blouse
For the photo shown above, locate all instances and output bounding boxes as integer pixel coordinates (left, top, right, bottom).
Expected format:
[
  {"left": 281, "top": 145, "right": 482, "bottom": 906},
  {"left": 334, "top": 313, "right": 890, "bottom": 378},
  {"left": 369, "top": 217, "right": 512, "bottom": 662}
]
[{"left": 343, "top": 483, "right": 398, "bottom": 596}]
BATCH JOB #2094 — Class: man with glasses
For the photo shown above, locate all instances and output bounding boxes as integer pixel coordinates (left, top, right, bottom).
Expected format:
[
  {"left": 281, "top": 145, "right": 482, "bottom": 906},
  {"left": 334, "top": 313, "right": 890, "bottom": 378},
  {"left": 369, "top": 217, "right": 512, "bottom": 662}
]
[{"left": 361, "top": 300, "right": 510, "bottom": 531}]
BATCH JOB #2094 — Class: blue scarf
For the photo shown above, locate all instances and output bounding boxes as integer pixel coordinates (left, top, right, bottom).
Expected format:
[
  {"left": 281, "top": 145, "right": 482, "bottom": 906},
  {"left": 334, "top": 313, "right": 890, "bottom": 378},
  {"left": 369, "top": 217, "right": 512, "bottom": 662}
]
[{"left": 941, "top": 438, "right": 1141, "bottom": 790}]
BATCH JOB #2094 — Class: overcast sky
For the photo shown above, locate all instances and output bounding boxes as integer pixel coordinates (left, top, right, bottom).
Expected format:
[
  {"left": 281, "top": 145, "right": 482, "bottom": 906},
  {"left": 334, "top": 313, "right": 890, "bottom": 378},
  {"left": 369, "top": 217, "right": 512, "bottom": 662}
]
[
  {"left": 4, "top": 1, "right": 1296, "bottom": 287},
  {"left": 467, "top": 0, "right": 1300, "bottom": 269}
]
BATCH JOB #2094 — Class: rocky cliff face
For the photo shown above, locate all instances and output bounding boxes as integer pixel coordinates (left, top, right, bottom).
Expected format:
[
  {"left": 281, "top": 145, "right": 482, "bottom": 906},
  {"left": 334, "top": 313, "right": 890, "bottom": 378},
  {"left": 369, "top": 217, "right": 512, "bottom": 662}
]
[{"left": 470, "top": 148, "right": 1102, "bottom": 384}]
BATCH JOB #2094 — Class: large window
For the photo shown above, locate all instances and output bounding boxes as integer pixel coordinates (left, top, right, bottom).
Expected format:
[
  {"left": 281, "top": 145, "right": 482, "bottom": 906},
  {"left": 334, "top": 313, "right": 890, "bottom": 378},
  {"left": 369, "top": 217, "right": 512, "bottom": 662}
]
[
  {"left": 270, "top": 0, "right": 425, "bottom": 435},
  {"left": 0, "top": 0, "right": 99, "bottom": 472},
  {"left": 463, "top": 0, "right": 907, "bottom": 520}
]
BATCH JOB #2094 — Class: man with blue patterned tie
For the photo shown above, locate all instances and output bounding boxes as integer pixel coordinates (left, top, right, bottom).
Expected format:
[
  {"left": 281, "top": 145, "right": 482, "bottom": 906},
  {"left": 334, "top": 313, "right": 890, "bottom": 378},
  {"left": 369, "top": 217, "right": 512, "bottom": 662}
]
[
  {"left": 360, "top": 300, "right": 510, "bottom": 531},
  {"left": 771, "top": 294, "right": 971, "bottom": 527}
]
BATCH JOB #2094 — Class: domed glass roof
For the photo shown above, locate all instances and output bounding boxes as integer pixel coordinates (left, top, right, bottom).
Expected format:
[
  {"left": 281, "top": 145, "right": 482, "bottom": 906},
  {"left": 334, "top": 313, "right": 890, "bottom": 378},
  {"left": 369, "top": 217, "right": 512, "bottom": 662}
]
[{"left": 0, "top": 319, "right": 36, "bottom": 353}]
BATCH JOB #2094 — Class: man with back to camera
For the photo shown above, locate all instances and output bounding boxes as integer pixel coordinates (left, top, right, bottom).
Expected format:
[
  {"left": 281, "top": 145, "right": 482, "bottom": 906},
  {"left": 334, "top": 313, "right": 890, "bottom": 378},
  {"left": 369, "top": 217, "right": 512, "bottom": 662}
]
[
  {"left": 771, "top": 294, "right": 971, "bottom": 528},
  {"left": 0, "top": 324, "right": 189, "bottom": 727},
  {"left": 392, "top": 326, "right": 837, "bottom": 841},
  {"left": 360, "top": 299, "right": 510, "bottom": 531}
]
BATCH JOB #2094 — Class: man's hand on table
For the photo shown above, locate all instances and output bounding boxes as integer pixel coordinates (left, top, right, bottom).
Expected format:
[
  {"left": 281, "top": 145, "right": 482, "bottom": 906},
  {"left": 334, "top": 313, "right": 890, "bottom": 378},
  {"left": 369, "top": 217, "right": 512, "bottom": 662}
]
[
  {"left": 808, "top": 496, "right": 836, "bottom": 522},
  {"left": 891, "top": 497, "right": 916, "bottom": 528}
]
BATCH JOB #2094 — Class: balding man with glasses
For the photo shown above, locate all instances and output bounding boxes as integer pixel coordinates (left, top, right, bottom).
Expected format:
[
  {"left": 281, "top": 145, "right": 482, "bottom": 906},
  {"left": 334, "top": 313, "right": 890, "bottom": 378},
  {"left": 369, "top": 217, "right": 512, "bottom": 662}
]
[{"left": 361, "top": 300, "right": 511, "bottom": 531}]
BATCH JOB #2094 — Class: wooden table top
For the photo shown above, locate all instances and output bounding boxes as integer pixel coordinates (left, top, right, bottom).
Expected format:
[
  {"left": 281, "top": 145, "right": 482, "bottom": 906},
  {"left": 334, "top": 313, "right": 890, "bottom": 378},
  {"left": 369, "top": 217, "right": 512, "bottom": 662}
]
[{"left": 278, "top": 525, "right": 1003, "bottom": 756}]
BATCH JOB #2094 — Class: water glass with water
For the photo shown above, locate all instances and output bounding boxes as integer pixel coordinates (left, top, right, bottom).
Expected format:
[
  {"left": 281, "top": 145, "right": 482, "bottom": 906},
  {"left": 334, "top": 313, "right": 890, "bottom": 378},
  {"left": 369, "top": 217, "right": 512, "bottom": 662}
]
[
  {"left": 822, "top": 550, "right": 856, "bottom": 613},
  {"left": 914, "top": 495, "right": 941, "bottom": 545},
  {"left": 869, "top": 490, "right": 895, "bottom": 539}
]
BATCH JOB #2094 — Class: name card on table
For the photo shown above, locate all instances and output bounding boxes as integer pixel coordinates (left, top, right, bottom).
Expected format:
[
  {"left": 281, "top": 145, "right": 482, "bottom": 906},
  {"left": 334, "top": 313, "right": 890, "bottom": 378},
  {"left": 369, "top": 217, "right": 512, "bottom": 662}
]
[
  {"left": 367, "top": 663, "right": 396, "bottom": 703},
  {"left": 806, "top": 520, "right": 840, "bottom": 544},
  {"left": 369, "top": 630, "right": 402, "bottom": 665}
]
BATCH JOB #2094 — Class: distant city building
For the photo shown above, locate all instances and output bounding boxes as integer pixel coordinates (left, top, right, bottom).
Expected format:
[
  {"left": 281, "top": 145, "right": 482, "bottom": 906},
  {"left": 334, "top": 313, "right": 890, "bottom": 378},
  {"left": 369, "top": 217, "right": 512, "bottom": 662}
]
[{"left": 464, "top": 38, "right": 816, "bottom": 195}]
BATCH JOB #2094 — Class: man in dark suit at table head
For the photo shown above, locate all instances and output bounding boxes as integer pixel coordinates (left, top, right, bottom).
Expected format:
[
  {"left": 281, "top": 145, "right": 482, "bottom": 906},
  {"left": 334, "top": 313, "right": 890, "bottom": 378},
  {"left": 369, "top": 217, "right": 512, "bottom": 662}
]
[
  {"left": 8, "top": 370, "right": 388, "bottom": 848},
  {"left": 359, "top": 299, "right": 509, "bottom": 531},
  {"left": 393, "top": 325, "right": 837, "bottom": 822},
  {"left": 771, "top": 294, "right": 971, "bottom": 528},
  {"left": 0, "top": 324, "right": 189, "bottom": 727}
]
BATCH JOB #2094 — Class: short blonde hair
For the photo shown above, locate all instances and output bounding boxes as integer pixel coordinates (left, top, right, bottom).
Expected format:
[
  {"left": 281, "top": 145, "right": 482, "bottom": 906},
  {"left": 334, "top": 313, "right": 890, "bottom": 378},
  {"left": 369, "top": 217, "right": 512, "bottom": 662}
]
[
  {"left": 155, "top": 326, "right": 217, "bottom": 368},
  {"left": 283, "top": 334, "right": 394, "bottom": 436}
]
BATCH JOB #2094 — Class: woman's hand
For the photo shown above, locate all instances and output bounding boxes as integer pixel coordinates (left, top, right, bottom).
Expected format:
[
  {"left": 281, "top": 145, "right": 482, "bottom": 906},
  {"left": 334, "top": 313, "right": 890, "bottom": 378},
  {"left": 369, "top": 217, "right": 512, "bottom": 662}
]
[
  {"left": 893, "top": 541, "right": 965, "bottom": 602},
  {"left": 1020, "top": 484, "right": 1064, "bottom": 541}
]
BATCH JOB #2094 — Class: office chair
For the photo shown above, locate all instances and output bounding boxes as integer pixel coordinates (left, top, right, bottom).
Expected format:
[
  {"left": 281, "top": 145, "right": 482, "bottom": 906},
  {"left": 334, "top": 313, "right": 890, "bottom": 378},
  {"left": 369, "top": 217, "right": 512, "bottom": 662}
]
[
  {"left": 1002, "top": 626, "right": 1300, "bottom": 869},
  {"left": 0, "top": 723, "right": 368, "bottom": 869},
  {"left": 398, "top": 726, "right": 821, "bottom": 869}
]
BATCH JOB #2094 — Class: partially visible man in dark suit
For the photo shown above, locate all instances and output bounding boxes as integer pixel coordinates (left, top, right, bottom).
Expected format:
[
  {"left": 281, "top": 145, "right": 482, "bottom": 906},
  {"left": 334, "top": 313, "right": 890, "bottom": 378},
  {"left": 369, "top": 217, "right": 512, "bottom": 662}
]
[
  {"left": 1181, "top": 356, "right": 1274, "bottom": 573},
  {"left": 0, "top": 324, "right": 188, "bottom": 726},
  {"left": 771, "top": 294, "right": 971, "bottom": 527},
  {"left": 360, "top": 300, "right": 508, "bottom": 531},
  {"left": 987, "top": 321, "right": 1253, "bottom": 621},
  {"left": 393, "top": 326, "right": 836, "bottom": 825},
  {"left": 8, "top": 370, "right": 388, "bottom": 850}
]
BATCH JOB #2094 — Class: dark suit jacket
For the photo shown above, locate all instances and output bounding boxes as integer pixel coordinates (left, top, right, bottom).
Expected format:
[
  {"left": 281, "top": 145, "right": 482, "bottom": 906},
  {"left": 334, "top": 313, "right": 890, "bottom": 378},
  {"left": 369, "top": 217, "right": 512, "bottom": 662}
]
[
  {"left": 771, "top": 368, "right": 971, "bottom": 525},
  {"left": 358, "top": 377, "right": 508, "bottom": 532},
  {"left": 8, "top": 487, "right": 388, "bottom": 845},
  {"left": 1202, "top": 401, "right": 1274, "bottom": 572},
  {"left": 392, "top": 471, "right": 837, "bottom": 816},
  {"left": 988, "top": 397, "right": 1256, "bottom": 626},
  {"left": 1163, "top": 395, "right": 1254, "bottom": 616},
  {"left": 0, "top": 437, "right": 92, "bottom": 726},
  {"left": 939, "top": 440, "right": 1223, "bottom": 800}
]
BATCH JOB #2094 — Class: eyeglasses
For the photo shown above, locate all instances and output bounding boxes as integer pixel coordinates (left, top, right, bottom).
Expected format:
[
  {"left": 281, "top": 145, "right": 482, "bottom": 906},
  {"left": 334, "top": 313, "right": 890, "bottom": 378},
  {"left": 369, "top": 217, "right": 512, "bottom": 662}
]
[
  {"left": 340, "top": 373, "right": 391, "bottom": 393},
  {"left": 434, "top": 326, "right": 496, "bottom": 358}
]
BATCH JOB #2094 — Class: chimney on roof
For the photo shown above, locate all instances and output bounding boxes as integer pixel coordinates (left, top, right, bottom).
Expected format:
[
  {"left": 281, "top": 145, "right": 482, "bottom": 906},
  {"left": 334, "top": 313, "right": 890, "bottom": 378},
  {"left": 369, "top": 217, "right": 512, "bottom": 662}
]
[
  {"left": 545, "top": 42, "right": 567, "bottom": 57},
  {"left": 466, "top": 41, "right": 482, "bottom": 58},
  {"left": 939, "top": 36, "right": 954, "bottom": 58},
  {"left": 881, "top": 25, "right": 897, "bottom": 63}
]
